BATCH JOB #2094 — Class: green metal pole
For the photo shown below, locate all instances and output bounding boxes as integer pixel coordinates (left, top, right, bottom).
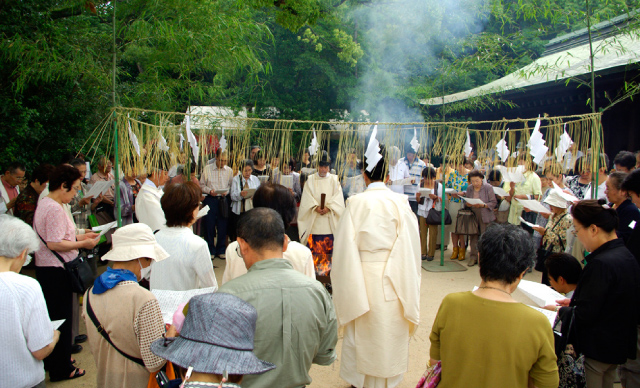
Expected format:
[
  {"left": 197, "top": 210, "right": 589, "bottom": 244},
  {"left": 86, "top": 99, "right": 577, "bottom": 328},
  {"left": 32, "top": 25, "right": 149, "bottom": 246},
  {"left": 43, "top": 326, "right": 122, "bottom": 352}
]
[
  {"left": 112, "top": 1, "right": 122, "bottom": 227},
  {"left": 440, "top": 133, "right": 447, "bottom": 266}
]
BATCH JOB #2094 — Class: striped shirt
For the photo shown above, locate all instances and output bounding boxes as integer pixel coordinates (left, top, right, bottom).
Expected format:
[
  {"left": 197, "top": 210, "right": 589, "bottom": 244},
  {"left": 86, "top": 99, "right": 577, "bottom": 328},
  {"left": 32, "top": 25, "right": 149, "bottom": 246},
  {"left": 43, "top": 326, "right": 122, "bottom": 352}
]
[
  {"left": 402, "top": 157, "right": 426, "bottom": 199},
  {"left": 200, "top": 163, "right": 233, "bottom": 195}
]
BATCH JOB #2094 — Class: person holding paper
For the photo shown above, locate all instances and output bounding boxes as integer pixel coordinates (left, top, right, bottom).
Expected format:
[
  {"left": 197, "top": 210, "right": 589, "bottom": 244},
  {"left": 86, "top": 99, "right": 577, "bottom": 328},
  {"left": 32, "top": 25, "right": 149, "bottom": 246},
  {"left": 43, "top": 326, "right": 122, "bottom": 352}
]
[
  {"left": 251, "top": 150, "right": 271, "bottom": 179},
  {"left": 229, "top": 159, "right": 261, "bottom": 241},
  {"left": 89, "top": 156, "right": 115, "bottom": 217},
  {"left": 402, "top": 148, "right": 426, "bottom": 216},
  {"left": 0, "top": 215, "right": 61, "bottom": 388},
  {"left": 464, "top": 170, "right": 497, "bottom": 267},
  {"left": 556, "top": 199, "right": 640, "bottom": 388},
  {"left": 565, "top": 155, "right": 593, "bottom": 200},
  {"left": 332, "top": 144, "right": 421, "bottom": 388},
  {"left": 507, "top": 154, "right": 542, "bottom": 227},
  {"left": 14, "top": 164, "right": 54, "bottom": 226},
  {"left": 543, "top": 253, "right": 581, "bottom": 309},
  {"left": 200, "top": 149, "right": 233, "bottom": 258},
  {"left": 444, "top": 157, "right": 469, "bottom": 261},
  {"left": 488, "top": 169, "right": 510, "bottom": 223},
  {"left": 223, "top": 183, "right": 315, "bottom": 284},
  {"left": 135, "top": 152, "right": 170, "bottom": 232},
  {"left": 33, "top": 165, "right": 99, "bottom": 382},
  {"left": 532, "top": 190, "right": 572, "bottom": 285},
  {"left": 69, "top": 159, "right": 94, "bottom": 232},
  {"left": 429, "top": 223, "right": 558, "bottom": 388},
  {"left": 605, "top": 171, "right": 640, "bottom": 244},
  {"left": 83, "top": 223, "right": 171, "bottom": 388},
  {"left": 1, "top": 162, "right": 25, "bottom": 215},
  {"left": 151, "top": 182, "right": 217, "bottom": 292},
  {"left": 298, "top": 151, "right": 345, "bottom": 287},
  {"left": 386, "top": 146, "right": 410, "bottom": 194},
  {"left": 417, "top": 167, "right": 441, "bottom": 261}
]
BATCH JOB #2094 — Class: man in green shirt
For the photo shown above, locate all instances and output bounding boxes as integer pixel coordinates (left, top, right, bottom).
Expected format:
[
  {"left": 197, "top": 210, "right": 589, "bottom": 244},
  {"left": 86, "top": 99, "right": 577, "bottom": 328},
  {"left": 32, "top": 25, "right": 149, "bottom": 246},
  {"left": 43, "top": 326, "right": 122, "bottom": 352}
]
[{"left": 219, "top": 208, "right": 338, "bottom": 388}]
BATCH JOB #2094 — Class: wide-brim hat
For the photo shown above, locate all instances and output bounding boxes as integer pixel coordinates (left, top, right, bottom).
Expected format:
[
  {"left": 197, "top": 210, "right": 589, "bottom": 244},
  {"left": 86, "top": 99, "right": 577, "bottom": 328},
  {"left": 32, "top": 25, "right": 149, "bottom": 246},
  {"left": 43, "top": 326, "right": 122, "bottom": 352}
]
[
  {"left": 101, "top": 223, "right": 169, "bottom": 262},
  {"left": 151, "top": 293, "right": 275, "bottom": 375},
  {"left": 544, "top": 189, "right": 569, "bottom": 209}
]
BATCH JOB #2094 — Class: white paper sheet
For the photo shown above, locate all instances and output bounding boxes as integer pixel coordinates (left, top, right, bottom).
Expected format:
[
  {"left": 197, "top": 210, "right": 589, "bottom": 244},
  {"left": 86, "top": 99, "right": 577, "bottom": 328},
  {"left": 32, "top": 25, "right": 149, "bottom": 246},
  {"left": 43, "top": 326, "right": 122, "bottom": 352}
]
[
  {"left": 214, "top": 189, "right": 229, "bottom": 196},
  {"left": 461, "top": 197, "right": 485, "bottom": 205},
  {"left": 419, "top": 188, "right": 433, "bottom": 195},
  {"left": 279, "top": 175, "right": 293, "bottom": 189},
  {"left": 196, "top": 205, "right": 210, "bottom": 220},
  {"left": 518, "top": 279, "right": 565, "bottom": 308},
  {"left": 390, "top": 178, "right": 414, "bottom": 186},
  {"left": 257, "top": 175, "right": 270, "bottom": 183},
  {"left": 492, "top": 186, "right": 509, "bottom": 197},
  {"left": 242, "top": 188, "right": 256, "bottom": 199},
  {"left": 631, "top": 220, "right": 637, "bottom": 230},
  {"left": 86, "top": 180, "right": 114, "bottom": 198},
  {"left": 444, "top": 188, "right": 457, "bottom": 194},
  {"left": 93, "top": 221, "right": 117, "bottom": 240},
  {"left": 499, "top": 200, "right": 511, "bottom": 212},
  {"left": 152, "top": 287, "right": 218, "bottom": 325},
  {"left": 301, "top": 167, "right": 317, "bottom": 175},
  {"left": 526, "top": 305, "right": 558, "bottom": 327},
  {"left": 497, "top": 166, "right": 525, "bottom": 183},
  {"left": 51, "top": 319, "right": 65, "bottom": 331},
  {"left": 519, "top": 216, "right": 540, "bottom": 229},
  {"left": 516, "top": 198, "right": 551, "bottom": 214}
]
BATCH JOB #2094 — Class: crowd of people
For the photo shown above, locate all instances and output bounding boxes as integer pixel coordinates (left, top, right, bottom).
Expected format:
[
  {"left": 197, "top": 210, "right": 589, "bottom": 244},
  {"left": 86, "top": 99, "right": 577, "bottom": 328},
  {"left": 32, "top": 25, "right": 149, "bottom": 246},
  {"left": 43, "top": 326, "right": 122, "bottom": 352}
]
[{"left": 1, "top": 142, "right": 640, "bottom": 388}]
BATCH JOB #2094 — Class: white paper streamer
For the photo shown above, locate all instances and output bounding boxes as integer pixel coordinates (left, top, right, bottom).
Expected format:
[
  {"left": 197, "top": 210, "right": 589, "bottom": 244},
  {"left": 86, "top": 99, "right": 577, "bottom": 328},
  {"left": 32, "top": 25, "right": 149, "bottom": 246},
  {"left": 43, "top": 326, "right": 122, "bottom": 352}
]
[
  {"left": 308, "top": 129, "right": 319, "bottom": 156},
  {"left": 364, "top": 123, "right": 382, "bottom": 173},
  {"left": 158, "top": 129, "right": 169, "bottom": 152},
  {"left": 179, "top": 133, "right": 185, "bottom": 152},
  {"left": 555, "top": 123, "right": 573, "bottom": 162},
  {"left": 464, "top": 130, "right": 472, "bottom": 158},
  {"left": 495, "top": 129, "right": 510, "bottom": 161},
  {"left": 219, "top": 128, "right": 227, "bottom": 153},
  {"left": 528, "top": 115, "right": 548, "bottom": 165},
  {"left": 185, "top": 115, "right": 199, "bottom": 165},
  {"left": 127, "top": 117, "right": 141, "bottom": 157},
  {"left": 410, "top": 127, "right": 420, "bottom": 153}
]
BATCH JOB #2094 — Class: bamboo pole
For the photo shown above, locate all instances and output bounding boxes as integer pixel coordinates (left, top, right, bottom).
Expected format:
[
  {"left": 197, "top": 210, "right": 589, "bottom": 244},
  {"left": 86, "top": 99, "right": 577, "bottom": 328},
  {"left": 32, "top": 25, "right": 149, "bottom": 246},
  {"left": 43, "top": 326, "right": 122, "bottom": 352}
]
[{"left": 112, "top": 1, "right": 121, "bottom": 227}]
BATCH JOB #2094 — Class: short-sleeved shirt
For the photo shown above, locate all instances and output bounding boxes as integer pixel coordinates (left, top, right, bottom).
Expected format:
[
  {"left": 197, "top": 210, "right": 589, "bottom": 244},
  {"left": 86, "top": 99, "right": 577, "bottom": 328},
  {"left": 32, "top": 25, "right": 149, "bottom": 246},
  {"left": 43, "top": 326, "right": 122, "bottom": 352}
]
[
  {"left": 33, "top": 197, "right": 78, "bottom": 267},
  {"left": 0, "top": 272, "right": 53, "bottom": 387},
  {"left": 445, "top": 170, "right": 468, "bottom": 203}
]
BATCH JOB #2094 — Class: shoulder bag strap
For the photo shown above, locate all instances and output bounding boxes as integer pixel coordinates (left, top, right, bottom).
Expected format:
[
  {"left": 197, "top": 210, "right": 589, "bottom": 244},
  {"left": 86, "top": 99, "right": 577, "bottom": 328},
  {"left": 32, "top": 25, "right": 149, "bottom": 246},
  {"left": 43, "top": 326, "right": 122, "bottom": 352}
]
[
  {"left": 85, "top": 287, "right": 146, "bottom": 367},
  {"left": 36, "top": 231, "right": 67, "bottom": 267},
  {"left": 546, "top": 213, "right": 568, "bottom": 251}
]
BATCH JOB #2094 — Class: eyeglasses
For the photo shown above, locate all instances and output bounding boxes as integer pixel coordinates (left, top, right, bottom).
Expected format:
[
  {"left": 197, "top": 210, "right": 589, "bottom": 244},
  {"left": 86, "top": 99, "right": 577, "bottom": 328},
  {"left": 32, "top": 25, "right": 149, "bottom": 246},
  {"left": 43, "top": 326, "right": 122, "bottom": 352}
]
[
  {"left": 72, "top": 185, "right": 82, "bottom": 192},
  {"left": 236, "top": 244, "right": 243, "bottom": 258},
  {"left": 571, "top": 225, "right": 585, "bottom": 237}
]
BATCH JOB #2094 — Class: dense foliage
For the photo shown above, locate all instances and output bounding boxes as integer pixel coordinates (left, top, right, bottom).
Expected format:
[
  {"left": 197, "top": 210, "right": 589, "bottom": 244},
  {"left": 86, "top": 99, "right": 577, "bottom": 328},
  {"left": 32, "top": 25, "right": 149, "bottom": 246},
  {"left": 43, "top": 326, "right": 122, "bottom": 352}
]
[{"left": 1, "top": 0, "right": 639, "bottom": 170}]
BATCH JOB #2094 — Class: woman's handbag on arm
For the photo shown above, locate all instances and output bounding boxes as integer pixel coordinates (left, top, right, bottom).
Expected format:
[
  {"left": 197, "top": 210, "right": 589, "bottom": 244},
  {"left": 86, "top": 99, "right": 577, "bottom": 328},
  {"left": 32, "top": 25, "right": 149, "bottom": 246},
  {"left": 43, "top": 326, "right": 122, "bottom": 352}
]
[
  {"left": 455, "top": 209, "right": 479, "bottom": 235},
  {"left": 37, "top": 233, "right": 95, "bottom": 294},
  {"left": 425, "top": 183, "right": 452, "bottom": 225}
]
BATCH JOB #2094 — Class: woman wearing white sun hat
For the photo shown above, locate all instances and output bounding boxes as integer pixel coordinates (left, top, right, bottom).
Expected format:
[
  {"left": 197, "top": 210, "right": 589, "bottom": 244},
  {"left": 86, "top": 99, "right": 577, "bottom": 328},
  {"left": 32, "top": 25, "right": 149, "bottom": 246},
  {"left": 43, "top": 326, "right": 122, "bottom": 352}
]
[
  {"left": 82, "top": 223, "right": 172, "bottom": 388},
  {"left": 532, "top": 189, "right": 573, "bottom": 285}
]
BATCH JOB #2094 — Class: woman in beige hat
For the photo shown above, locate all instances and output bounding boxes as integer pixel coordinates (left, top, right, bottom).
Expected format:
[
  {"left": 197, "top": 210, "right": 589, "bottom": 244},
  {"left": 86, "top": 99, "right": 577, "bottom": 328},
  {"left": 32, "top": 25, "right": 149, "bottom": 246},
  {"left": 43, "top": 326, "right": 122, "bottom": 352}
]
[
  {"left": 82, "top": 223, "right": 172, "bottom": 388},
  {"left": 532, "top": 189, "right": 572, "bottom": 285}
]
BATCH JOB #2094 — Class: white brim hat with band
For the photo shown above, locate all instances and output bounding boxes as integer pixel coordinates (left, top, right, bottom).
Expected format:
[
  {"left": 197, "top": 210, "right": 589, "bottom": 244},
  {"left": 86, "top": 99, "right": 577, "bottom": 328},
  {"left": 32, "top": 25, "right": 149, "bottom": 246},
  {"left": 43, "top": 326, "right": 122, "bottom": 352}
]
[{"left": 101, "top": 223, "right": 169, "bottom": 262}]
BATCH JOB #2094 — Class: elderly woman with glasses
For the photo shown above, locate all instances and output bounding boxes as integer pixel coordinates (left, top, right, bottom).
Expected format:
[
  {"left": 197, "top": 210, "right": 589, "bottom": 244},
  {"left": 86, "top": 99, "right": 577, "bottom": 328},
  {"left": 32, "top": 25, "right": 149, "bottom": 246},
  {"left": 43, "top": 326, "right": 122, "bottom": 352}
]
[
  {"left": 32, "top": 164, "right": 99, "bottom": 382},
  {"left": 429, "top": 223, "right": 559, "bottom": 388}
]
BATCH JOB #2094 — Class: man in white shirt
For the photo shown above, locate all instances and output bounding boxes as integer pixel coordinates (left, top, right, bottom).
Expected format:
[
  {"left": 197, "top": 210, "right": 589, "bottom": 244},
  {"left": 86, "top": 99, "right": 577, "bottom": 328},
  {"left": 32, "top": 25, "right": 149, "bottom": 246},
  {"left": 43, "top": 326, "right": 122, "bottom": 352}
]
[
  {"left": 1, "top": 162, "right": 25, "bottom": 215},
  {"left": 136, "top": 155, "right": 170, "bottom": 231},
  {"left": 387, "top": 146, "right": 410, "bottom": 194},
  {"left": 402, "top": 148, "right": 425, "bottom": 215},
  {"left": 200, "top": 149, "right": 233, "bottom": 258}
]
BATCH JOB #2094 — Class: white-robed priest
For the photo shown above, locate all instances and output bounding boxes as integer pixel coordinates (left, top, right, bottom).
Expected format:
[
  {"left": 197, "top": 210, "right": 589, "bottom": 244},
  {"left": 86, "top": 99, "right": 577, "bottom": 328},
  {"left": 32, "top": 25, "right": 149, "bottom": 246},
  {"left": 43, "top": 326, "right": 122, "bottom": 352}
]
[
  {"left": 297, "top": 150, "right": 345, "bottom": 286},
  {"left": 331, "top": 140, "right": 421, "bottom": 388}
]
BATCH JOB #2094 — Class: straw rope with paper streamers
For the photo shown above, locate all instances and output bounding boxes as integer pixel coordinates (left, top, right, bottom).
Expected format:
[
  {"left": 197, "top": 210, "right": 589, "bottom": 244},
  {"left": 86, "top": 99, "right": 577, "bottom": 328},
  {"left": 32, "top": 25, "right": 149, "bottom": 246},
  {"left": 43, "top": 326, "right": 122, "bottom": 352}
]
[{"left": 76, "top": 107, "right": 604, "bottom": 183}]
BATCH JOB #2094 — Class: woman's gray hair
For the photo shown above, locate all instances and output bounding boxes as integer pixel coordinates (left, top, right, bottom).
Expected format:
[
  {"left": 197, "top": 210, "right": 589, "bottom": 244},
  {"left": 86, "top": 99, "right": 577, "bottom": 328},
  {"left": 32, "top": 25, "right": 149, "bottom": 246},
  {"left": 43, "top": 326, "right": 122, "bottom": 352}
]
[{"left": 0, "top": 215, "right": 40, "bottom": 258}]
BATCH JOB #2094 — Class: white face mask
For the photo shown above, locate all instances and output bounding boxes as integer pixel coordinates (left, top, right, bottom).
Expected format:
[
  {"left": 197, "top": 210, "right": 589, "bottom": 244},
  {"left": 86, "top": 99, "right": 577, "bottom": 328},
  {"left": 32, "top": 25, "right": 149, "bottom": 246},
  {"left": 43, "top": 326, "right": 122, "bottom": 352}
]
[{"left": 138, "top": 258, "right": 152, "bottom": 281}]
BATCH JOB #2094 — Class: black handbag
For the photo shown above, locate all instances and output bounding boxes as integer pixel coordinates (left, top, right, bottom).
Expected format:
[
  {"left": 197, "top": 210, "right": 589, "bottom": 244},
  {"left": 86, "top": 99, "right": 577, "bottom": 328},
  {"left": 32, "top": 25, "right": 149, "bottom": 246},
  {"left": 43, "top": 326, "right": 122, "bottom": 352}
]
[
  {"left": 425, "top": 182, "right": 452, "bottom": 225},
  {"left": 37, "top": 233, "right": 95, "bottom": 294},
  {"left": 455, "top": 209, "right": 480, "bottom": 235},
  {"left": 218, "top": 195, "right": 230, "bottom": 219}
]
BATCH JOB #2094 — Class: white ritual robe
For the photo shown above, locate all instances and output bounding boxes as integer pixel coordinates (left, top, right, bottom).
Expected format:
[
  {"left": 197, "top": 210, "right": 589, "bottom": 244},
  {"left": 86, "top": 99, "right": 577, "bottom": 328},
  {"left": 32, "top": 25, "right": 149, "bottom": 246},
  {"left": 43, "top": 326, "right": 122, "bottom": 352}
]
[
  {"left": 0, "top": 180, "right": 19, "bottom": 215},
  {"left": 135, "top": 181, "right": 166, "bottom": 231},
  {"left": 331, "top": 182, "right": 421, "bottom": 388},
  {"left": 297, "top": 173, "right": 345, "bottom": 243},
  {"left": 221, "top": 240, "right": 316, "bottom": 284}
]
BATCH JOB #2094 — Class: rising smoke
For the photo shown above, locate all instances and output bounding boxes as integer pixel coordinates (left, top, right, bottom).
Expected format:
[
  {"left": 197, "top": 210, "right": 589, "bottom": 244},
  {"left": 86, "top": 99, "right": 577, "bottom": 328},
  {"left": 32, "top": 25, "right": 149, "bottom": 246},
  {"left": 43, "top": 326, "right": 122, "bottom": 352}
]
[{"left": 349, "top": 0, "right": 489, "bottom": 124}]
